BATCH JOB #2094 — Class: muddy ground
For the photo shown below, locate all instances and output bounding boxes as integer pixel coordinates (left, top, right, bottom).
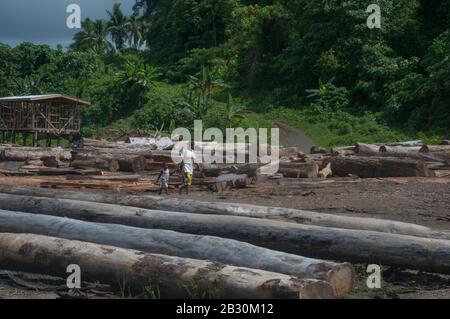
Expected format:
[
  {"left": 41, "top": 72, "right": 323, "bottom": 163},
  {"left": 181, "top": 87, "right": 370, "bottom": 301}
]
[{"left": 1, "top": 176, "right": 449, "bottom": 299}]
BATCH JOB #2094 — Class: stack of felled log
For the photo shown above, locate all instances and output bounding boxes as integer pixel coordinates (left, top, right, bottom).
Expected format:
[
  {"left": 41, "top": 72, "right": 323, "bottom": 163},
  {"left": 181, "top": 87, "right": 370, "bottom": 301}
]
[
  {"left": 323, "top": 140, "right": 450, "bottom": 178},
  {"left": 270, "top": 139, "right": 450, "bottom": 179},
  {"left": 0, "top": 185, "right": 450, "bottom": 299}
]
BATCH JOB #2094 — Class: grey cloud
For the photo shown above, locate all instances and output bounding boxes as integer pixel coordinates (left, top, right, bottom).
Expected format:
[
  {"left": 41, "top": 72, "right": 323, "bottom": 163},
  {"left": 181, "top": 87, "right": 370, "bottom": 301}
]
[{"left": 0, "top": 0, "right": 134, "bottom": 47}]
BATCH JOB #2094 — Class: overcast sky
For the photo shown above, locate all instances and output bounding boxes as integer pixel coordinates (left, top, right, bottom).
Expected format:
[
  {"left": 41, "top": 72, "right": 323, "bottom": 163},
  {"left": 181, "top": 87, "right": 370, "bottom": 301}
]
[{"left": 0, "top": 0, "right": 134, "bottom": 48}]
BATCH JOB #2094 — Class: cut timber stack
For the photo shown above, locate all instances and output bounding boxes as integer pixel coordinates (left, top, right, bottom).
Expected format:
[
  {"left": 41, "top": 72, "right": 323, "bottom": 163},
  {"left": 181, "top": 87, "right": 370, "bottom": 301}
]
[
  {"left": 0, "top": 233, "right": 333, "bottom": 299},
  {"left": 71, "top": 158, "right": 120, "bottom": 172},
  {"left": 71, "top": 151, "right": 147, "bottom": 173},
  {"left": 1, "top": 194, "right": 449, "bottom": 274},
  {"left": 0, "top": 210, "right": 351, "bottom": 297},
  {"left": 0, "top": 146, "right": 72, "bottom": 161},
  {"left": 0, "top": 186, "right": 432, "bottom": 237},
  {"left": 324, "top": 156, "right": 429, "bottom": 178}
]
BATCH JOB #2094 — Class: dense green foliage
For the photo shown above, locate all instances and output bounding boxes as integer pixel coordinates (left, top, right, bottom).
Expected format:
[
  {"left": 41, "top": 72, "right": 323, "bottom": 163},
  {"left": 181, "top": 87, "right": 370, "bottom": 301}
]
[{"left": 0, "top": 0, "right": 448, "bottom": 146}]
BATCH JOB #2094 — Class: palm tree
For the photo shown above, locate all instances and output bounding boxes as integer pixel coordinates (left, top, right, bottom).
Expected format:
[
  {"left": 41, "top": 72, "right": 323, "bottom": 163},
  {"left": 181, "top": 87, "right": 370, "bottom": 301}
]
[
  {"left": 70, "top": 19, "right": 114, "bottom": 54},
  {"left": 127, "top": 14, "right": 147, "bottom": 49},
  {"left": 107, "top": 3, "right": 129, "bottom": 51}
]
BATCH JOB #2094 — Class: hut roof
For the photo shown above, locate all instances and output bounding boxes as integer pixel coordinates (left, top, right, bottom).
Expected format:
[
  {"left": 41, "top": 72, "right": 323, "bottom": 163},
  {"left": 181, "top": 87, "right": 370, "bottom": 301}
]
[{"left": 0, "top": 94, "right": 90, "bottom": 105}]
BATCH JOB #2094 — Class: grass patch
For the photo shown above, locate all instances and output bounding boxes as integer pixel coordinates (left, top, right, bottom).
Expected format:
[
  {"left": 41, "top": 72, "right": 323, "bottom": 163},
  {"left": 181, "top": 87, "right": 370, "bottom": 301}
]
[{"left": 263, "top": 107, "right": 418, "bottom": 148}]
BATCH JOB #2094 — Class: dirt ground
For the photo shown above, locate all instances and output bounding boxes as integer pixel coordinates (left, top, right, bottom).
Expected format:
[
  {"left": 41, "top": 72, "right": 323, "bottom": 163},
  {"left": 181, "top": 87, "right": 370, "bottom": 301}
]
[
  {"left": 179, "top": 176, "right": 450, "bottom": 299},
  {"left": 1, "top": 176, "right": 449, "bottom": 299},
  {"left": 183, "top": 177, "right": 450, "bottom": 230}
]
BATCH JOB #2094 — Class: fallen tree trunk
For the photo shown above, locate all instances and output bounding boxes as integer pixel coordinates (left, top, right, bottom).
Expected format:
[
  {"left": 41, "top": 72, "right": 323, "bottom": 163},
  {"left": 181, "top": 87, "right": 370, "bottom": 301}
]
[
  {"left": 379, "top": 146, "right": 421, "bottom": 154},
  {"left": 216, "top": 174, "right": 252, "bottom": 189},
  {"left": 278, "top": 163, "right": 319, "bottom": 178},
  {"left": 202, "top": 163, "right": 260, "bottom": 178},
  {"left": 115, "top": 155, "right": 147, "bottom": 173},
  {"left": 1, "top": 196, "right": 449, "bottom": 274},
  {"left": 280, "top": 147, "right": 300, "bottom": 158},
  {"left": 355, "top": 143, "right": 381, "bottom": 156},
  {"left": 420, "top": 145, "right": 450, "bottom": 153},
  {"left": 386, "top": 140, "right": 423, "bottom": 147},
  {"left": 324, "top": 156, "right": 429, "bottom": 178},
  {"left": 0, "top": 185, "right": 432, "bottom": 238},
  {"left": 0, "top": 148, "right": 71, "bottom": 161},
  {"left": 0, "top": 211, "right": 345, "bottom": 297},
  {"left": 71, "top": 158, "right": 120, "bottom": 172},
  {"left": 41, "top": 155, "right": 61, "bottom": 168},
  {"left": 72, "top": 151, "right": 147, "bottom": 173},
  {"left": 0, "top": 232, "right": 334, "bottom": 299},
  {"left": 65, "top": 175, "right": 141, "bottom": 182}
]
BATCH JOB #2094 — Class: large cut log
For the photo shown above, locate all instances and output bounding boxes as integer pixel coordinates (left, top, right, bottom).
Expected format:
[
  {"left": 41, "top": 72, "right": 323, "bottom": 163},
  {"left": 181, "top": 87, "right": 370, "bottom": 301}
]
[
  {"left": 216, "top": 174, "right": 252, "bottom": 189},
  {"left": 0, "top": 185, "right": 432, "bottom": 238},
  {"left": 420, "top": 145, "right": 450, "bottom": 153},
  {"left": 280, "top": 147, "right": 300, "bottom": 158},
  {"left": 434, "top": 170, "right": 450, "bottom": 178},
  {"left": 332, "top": 149, "right": 355, "bottom": 157},
  {"left": 71, "top": 158, "right": 120, "bottom": 172},
  {"left": 72, "top": 151, "right": 146, "bottom": 173},
  {"left": 203, "top": 163, "right": 261, "bottom": 177},
  {"left": 0, "top": 211, "right": 346, "bottom": 297},
  {"left": 386, "top": 140, "right": 423, "bottom": 147},
  {"left": 40, "top": 155, "right": 61, "bottom": 168},
  {"left": 1, "top": 196, "right": 449, "bottom": 274},
  {"left": 65, "top": 175, "right": 141, "bottom": 182},
  {"left": 324, "top": 156, "right": 429, "bottom": 178},
  {"left": 355, "top": 143, "right": 381, "bottom": 156},
  {"left": 278, "top": 163, "right": 319, "bottom": 178},
  {"left": 0, "top": 233, "right": 333, "bottom": 299},
  {"left": 0, "top": 147, "right": 71, "bottom": 161},
  {"left": 115, "top": 155, "right": 146, "bottom": 173},
  {"left": 379, "top": 146, "right": 421, "bottom": 155}
]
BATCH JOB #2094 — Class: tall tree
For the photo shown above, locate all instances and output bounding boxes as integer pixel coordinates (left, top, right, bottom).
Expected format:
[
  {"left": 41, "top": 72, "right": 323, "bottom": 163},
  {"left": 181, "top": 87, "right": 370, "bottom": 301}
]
[
  {"left": 127, "top": 14, "right": 149, "bottom": 49},
  {"left": 71, "top": 19, "right": 114, "bottom": 54},
  {"left": 107, "top": 3, "right": 129, "bottom": 51}
]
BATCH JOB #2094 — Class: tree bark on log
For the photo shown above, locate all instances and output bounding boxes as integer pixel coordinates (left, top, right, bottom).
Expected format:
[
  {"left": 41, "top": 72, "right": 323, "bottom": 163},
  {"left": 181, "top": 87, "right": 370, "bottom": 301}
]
[
  {"left": 41, "top": 155, "right": 61, "bottom": 168},
  {"left": 1, "top": 196, "right": 449, "bottom": 274},
  {"left": 379, "top": 146, "right": 421, "bottom": 154},
  {"left": 0, "top": 148, "right": 71, "bottom": 161},
  {"left": 324, "top": 156, "right": 429, "bottom": 178},
  {"left": 0, "top": 185, "right": 432, "bottom": 238},
  {"left": 355, "top": 143, "right": 381, "bottom": 156},
  {"left": 72, "top": 151, "right": 146, "bottom": 173},
  {"left": 278, "top": 163, "right": 319, "bottom": 178},
  {"left": 420, "top": 145, "right": 450, "bottom": 153},
  {"left": 0, "top": 211, "right": 346, "bottom": 297},
  {"left": 203, "top": 163, "right": 260, "bottom": 177},
  {"left": 0, "top": 233, "right": 334, "bottom": 299},
  {"left": 386, "top": 140, "right": 423, "bottom": 147},
  {"left": 279, "top": 147, "right": 300, "bottom": 158},
  {"left": 71, "top": 158, "right": 120, "bottom": 172}
]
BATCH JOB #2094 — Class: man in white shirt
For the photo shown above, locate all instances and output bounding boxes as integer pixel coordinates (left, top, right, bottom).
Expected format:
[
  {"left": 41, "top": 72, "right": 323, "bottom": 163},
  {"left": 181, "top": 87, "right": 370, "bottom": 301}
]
[{"left": 179, "top": 147, "right": 196, "bottom": 195}]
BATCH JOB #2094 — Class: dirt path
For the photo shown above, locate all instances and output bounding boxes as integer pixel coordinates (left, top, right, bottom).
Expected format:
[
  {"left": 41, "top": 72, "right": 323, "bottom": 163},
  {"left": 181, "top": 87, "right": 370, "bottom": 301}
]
[{"left": 273, "top": 120, "right": 315, "bottom": 153}]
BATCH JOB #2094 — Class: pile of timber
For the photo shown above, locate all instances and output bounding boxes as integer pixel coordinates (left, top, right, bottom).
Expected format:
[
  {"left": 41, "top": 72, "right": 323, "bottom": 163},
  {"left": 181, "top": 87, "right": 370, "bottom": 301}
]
[
  {"left": 0, "top": 186, "right": 450, "bottom": 299},
  {"left": 301, "top": 139, "right": 450, "bottom": 178}
]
